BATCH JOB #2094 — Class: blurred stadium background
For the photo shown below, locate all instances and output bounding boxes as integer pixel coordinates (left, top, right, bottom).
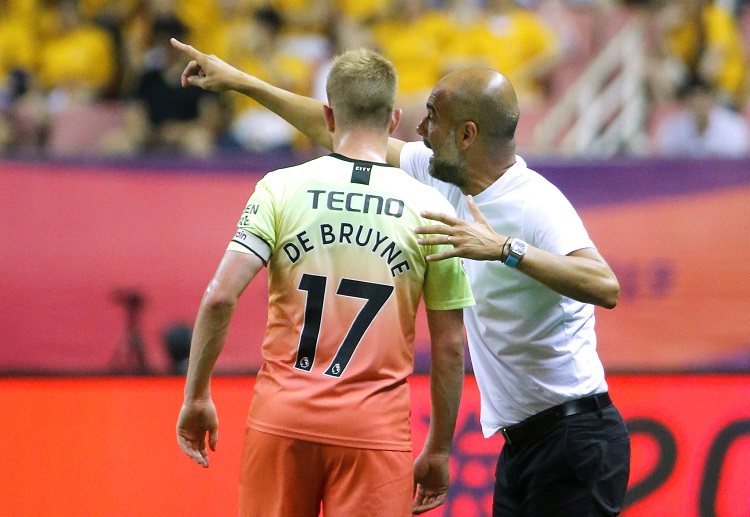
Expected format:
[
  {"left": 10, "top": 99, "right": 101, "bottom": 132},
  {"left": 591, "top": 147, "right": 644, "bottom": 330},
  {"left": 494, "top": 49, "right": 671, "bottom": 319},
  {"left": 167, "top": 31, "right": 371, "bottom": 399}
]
[{"left": 2, "top": 0, "right": 750, "bottom": 515}]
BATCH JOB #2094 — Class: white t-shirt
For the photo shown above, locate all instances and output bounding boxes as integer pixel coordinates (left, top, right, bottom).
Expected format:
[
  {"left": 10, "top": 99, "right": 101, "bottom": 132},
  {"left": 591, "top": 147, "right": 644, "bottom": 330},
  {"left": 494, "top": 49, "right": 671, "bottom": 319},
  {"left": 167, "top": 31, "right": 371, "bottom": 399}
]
[{"left": 401, "top": 141, "right": 608, "bottom": 435}]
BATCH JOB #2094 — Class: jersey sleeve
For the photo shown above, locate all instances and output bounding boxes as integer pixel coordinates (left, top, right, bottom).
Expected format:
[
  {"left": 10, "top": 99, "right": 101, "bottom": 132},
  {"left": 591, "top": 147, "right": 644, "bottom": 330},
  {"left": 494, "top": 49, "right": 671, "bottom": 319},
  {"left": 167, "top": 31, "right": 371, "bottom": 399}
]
[
  {"left": 423, "top": 250, "right": 475, "bottom": 310},
  {"left": 420, "top": 198, "right": 475, "bottom": 311},
  {"left": 226, "top": 176, "right": 276, "bottom": 264}
]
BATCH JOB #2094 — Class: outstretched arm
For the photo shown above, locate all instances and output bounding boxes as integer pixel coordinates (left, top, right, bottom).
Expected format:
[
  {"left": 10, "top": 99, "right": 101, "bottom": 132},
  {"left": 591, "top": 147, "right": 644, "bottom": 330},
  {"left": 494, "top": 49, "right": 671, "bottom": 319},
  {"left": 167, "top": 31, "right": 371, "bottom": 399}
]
[
  {"left": 170, "top": 38, "right": 407, "bottom": 165},
  {"left": 177, "top": 250, "right": 264, "bottom": 468},
  {"left": 170, "top": 38, "right": 332, "bottom": 150},
  {"left": 415, "top": 196, "right": 620, "bottom": 309},
  {"left": 413, "top": 308, "right": 465, "bottom": 515}
]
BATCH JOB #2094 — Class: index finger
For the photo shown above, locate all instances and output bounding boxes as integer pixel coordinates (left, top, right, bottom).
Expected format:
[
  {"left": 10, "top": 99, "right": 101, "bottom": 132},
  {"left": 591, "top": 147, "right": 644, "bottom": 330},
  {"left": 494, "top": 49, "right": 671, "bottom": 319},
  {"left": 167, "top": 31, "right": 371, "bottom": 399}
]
[
  {"left": 170, "top": 38, "right": 202, "bottom": 60},
  {"left": 420, "top": 210, "right": 459, "bottom": 226}
]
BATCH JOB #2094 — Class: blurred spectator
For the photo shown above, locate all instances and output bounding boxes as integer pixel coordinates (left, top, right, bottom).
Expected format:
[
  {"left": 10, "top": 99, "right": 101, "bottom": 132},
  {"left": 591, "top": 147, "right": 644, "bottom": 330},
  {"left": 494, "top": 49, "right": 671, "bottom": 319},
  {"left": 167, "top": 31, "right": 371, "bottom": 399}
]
[
  {"left": 335, "top": 0, "right": 390, "bottom": 23},
  {"left": 0, "top": 2, "right": 37, "bottom": 84},
  {"left": 650, "top": 0, "right": 747, "bottom": 108},
  {"left": 271, "top": 0, "right": 330, "bottom": 32},
  {"left": 370, "top": 0, "right": 455, "bottom": 139},
  {"left": 131, "top": 14, "right": 225, "bottom": 156},
  {"left": 7, "top": 72, "right": 49, "bottom": 155},
  {"left": 656, "top": 78, "right": 750, "bottom": 156},
  {"left": 482, "top": 0, "right": 563, "bottom": 106},
  {"left": 226, "top": 5, "right": 313, "bottom": 152},
  {"left": 441, "top": 0, "right": 563, "bottom": 108},
  {"left": 372, "top": 0, "right": 454, "bottom": 98},
  {"left": 10, "top": 0, "right": 746, "bottom": 158},
  {"left": 0, "top": 70, "right": 28, "bottom": 155},
  {"left": 83, "top": 0, "right": 141, "bottom": 99},
  {"left": 311, "top": 13, "right": 375, "bottom": 101},
  {"left": 38, "top": 0, "right": 117, "bottom": 100}
]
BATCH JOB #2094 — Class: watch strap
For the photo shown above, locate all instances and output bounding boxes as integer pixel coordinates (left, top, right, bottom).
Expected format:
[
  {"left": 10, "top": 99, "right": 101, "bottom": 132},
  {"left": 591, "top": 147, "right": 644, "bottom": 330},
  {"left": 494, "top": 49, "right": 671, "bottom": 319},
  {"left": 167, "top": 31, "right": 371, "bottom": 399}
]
[{"left": 504, "top": 253, "right": 521, "bottom": 268}]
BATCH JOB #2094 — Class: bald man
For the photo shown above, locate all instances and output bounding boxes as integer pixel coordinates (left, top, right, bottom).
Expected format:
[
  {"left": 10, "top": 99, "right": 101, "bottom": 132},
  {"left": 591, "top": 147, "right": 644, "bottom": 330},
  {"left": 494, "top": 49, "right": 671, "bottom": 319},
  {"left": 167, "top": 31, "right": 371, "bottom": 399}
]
[{"left": 172, "top": 40, "right": 631, "bottom": 517}]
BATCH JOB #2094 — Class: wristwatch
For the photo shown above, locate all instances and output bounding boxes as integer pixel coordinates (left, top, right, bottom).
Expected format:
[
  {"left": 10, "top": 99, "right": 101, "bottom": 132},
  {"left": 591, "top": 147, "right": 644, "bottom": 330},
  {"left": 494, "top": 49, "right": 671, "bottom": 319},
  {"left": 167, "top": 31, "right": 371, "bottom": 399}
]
[{"left": 503, "top": 238, "right": 527, "bottom": 268}]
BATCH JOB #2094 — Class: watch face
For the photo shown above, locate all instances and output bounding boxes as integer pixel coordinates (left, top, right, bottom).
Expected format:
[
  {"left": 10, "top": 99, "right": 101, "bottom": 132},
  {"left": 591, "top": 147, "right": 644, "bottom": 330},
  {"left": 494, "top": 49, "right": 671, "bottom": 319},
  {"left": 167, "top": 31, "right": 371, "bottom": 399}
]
[{"left": 510, "top": 239, "right": 527, "bottom": 255}]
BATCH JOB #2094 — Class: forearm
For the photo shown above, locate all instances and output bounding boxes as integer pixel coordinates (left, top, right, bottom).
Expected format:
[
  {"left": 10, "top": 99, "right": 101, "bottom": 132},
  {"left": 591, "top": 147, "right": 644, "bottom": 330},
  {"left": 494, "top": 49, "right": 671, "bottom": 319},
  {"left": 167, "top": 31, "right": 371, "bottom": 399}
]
[
  {"left": 182, "top": 250, "right": 264, "bottom": 400},
  {"left": 515, "top": 246, "right": 620, "bottom": 309},
  {"left": 417, "top": 200, "right": 620, "bottom": 308},
  {"left": 424, "top": 309, "right": 465, "bottom": 454},
  {"left": 183, "top": 297, "right": 236, "bottom": 401},
  {"left": 172, "top": 39, "right": 332, "bottom": 148},
  {"left": 232, "top": 73, "right": 333, "bottom": 150},
  {"left": 426, "top": 357, "right": 463, "bottom": 454}
]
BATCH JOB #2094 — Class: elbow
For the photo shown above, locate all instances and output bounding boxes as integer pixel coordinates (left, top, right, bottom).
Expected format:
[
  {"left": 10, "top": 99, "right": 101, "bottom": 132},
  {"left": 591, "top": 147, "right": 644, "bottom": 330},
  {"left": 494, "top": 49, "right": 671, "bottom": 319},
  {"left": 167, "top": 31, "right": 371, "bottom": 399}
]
[
  {"left": 201, "top": 285, "right": 239, "bottom": 314},
  {"left": 598, "top": 278, "right": 620, "bottom": 309},
  {"left": 435, "top": 338, "right": 466, "bottom": 370}
]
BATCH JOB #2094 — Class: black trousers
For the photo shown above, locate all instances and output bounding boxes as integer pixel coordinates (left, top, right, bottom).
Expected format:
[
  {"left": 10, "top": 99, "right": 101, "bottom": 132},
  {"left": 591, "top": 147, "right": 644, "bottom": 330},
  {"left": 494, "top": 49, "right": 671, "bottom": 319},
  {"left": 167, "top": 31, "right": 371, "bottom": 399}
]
[{"left": 493, "top": 404, "right": 630, "bottom": 517}]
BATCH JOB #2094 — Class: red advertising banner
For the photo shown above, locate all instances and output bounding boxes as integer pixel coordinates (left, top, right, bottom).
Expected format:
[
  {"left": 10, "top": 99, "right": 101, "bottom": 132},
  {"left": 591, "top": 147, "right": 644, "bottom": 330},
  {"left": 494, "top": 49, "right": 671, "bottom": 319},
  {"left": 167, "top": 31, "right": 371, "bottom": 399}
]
[{"left": 3, "top": 375, "right": 749, "bottom": 516}]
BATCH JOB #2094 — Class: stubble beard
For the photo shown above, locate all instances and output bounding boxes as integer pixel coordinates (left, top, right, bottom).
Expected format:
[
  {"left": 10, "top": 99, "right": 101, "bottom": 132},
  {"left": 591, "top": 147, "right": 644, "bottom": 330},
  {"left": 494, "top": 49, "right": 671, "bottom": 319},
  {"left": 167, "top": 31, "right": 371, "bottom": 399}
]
[{"left": 428, "top": 154, "right": 466, "bottom": 188}]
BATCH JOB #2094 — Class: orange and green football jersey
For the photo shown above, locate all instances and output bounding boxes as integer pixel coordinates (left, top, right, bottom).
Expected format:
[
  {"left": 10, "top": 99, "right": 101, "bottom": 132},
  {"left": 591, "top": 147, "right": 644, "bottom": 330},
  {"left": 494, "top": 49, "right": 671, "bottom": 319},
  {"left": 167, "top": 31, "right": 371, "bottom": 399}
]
[{"left": 227, "top": 153, "right": 474, "bottom": 451}]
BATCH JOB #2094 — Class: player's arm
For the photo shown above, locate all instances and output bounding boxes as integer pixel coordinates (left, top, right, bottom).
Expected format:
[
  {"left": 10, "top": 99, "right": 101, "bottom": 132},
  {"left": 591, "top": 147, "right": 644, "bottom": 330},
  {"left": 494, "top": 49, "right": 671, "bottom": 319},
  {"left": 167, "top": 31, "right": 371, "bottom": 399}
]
[
  {"left": 413, "top": 308, "right": 465, "bottom": 515},
  {"left": 170, "top": 38, "right": 407, "bottom": 167},
  {"left": 177, "top": 250, "right": 264, "bottom": 468},
  {"left": 416, "top": 196, "right": 620, "bottom": 309}
]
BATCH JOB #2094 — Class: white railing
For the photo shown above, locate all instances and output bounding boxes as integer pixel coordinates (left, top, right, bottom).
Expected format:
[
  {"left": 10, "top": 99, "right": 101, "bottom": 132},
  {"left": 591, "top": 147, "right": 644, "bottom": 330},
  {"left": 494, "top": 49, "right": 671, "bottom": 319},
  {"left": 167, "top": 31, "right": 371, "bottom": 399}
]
[{"left": 532, "top": 15, "right": 648, "bottom": 156}]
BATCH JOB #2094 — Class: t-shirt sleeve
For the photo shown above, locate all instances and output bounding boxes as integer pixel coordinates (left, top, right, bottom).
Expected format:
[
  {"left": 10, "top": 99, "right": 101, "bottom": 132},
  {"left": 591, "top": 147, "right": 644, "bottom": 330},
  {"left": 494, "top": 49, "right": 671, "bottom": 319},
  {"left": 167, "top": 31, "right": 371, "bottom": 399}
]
[
  {"left": 421, "top": 199, "right": 475, "bottom": 311},
  {"left": 226, "top": 176, "right": 276, "bottom": 264},
  {"left": 530, "top": 186, "right": 595, "bottom": 256}
]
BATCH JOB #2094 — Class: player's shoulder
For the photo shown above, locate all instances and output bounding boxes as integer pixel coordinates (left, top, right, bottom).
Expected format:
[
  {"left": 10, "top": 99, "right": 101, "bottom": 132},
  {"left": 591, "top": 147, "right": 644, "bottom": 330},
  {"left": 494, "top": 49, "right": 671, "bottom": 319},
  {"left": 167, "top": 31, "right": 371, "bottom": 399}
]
[
  {"left": 387, "top": 167, "right": 456, "bottom": 212},
  {"left": 258, "top": 155, "right": 335, "bottom": 190},
  {"left": 513, "top": 157, "right": 566, "bottom": 196},
  {"left": 264, "top": 155, "right": 328, "bottom": 178}
]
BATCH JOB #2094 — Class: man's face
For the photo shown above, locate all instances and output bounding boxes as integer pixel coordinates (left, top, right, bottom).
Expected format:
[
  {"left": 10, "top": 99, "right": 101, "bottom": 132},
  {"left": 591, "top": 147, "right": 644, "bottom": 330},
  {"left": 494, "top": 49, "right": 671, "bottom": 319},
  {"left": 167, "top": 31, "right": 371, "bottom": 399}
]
[{"left": 416, "top": 89, "right": 467, "bottom": 188}]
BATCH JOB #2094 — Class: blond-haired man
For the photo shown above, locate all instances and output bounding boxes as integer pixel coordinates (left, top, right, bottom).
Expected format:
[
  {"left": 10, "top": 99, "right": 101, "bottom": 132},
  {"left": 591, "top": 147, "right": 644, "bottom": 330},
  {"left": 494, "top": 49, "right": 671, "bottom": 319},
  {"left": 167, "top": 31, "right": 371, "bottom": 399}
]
[{"left": 175, "top": 45, "right": 474, "bottom": 516}]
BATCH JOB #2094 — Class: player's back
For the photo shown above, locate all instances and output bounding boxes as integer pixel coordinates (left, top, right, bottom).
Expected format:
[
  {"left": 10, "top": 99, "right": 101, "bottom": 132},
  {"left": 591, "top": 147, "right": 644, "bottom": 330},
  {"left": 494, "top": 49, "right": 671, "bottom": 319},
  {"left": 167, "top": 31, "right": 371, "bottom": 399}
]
[{"left": 231, "top": 153, "right": 471, "bottom": 450}]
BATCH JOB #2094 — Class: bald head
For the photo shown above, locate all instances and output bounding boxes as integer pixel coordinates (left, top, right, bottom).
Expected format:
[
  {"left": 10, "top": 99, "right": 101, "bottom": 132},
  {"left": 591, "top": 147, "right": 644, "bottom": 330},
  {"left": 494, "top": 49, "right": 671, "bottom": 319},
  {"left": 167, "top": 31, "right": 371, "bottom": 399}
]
[{"left": 436, "top": 69, "right": 519, "bottom": 149}]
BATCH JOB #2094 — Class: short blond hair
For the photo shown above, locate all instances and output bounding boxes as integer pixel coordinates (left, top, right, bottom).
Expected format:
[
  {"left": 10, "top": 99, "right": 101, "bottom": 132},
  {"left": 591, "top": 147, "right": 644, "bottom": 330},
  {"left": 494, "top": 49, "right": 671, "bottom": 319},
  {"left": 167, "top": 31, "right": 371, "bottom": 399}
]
[{"left": 326, "top": 49, "right": 398, "bottom": 130}]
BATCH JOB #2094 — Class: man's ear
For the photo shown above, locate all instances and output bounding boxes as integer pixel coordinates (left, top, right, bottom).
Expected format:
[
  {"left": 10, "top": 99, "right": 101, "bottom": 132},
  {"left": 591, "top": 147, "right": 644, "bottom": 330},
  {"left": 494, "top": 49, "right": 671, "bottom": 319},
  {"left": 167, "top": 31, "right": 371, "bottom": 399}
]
[
  {"left": 457, "top": 121, "right": 478, "bottom": 150},
  {"left": 388, "top": 108, "right": 402, "bottom": 135},
  {"left": 323, "top": 105, "right": 335, "bottom": 133}
]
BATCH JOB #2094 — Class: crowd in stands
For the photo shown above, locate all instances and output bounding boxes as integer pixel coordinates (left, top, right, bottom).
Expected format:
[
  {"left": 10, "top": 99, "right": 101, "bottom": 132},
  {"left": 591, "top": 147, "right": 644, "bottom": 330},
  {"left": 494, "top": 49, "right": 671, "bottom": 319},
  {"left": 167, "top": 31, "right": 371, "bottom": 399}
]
[{"left": 0, "top": 0, "right": 748, "bottom": 158}]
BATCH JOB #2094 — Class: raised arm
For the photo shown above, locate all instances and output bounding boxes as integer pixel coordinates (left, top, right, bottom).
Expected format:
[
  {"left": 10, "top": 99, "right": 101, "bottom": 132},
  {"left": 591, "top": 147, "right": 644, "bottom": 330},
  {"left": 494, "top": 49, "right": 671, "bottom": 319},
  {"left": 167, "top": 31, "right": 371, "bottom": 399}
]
[
  {"left": 177, "top": 250, "right": 264, "bottom": 468},
  {"left": 170, "top": 38, "right": 331, "bottom": 149},
  {"left": 170, "top": 38, "right": 406, "bottom": 166},
  {"left": 413, "top": 308, "right": 465, "bottom": 515}
]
